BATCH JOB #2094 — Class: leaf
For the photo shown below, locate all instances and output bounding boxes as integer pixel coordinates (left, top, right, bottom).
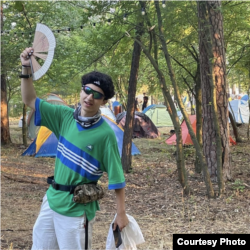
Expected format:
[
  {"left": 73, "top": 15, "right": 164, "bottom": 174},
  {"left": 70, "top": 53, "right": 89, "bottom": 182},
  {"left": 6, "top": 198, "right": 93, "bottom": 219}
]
[{"left": 14, "top": 1, "right": 23, "bottom": 12}]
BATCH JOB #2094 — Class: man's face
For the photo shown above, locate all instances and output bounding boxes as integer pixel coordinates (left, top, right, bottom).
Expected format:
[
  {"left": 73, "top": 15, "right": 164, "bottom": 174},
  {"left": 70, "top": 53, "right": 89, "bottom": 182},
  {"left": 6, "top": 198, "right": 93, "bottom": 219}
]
[{"left": 80, "top": 83, "right": 107, "bottom": 117}]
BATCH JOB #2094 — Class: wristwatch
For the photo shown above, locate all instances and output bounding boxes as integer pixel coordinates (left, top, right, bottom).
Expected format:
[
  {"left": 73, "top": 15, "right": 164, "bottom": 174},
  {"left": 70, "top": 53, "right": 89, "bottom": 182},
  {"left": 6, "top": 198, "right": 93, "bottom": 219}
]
[{"left": 19, "top": 74, "right": 33, "bottom": 78}]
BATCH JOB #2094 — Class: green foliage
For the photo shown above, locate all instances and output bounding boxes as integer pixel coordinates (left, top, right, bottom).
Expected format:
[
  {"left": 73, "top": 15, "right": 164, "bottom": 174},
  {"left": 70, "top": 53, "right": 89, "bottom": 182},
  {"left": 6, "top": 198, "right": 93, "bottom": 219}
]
[
  {"left": 13, "top": 1, "right": 23, "bottom": 12},
  {"left": 232, "top": 179, "right": 245, "bottom": 192},
  {"left": 2, "top": 0, "right": 250, "bottom": 112}
]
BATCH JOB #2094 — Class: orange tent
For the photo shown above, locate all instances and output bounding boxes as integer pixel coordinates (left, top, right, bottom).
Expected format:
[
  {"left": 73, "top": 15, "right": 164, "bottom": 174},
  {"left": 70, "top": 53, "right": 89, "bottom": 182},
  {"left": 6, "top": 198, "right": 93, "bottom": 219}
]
[
  {"left": 166, "top": 115, "right": 236, "bottom": 146},
  {"left": 166, "top": 115, "right": 196, "bottom": 145}
]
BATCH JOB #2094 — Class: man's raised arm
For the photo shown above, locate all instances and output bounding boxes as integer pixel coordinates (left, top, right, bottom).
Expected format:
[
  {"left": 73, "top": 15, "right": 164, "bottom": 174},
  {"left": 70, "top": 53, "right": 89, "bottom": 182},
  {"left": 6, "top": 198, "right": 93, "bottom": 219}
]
[{"left": 20, "top": 47, "right": 37, "bottom": 110}]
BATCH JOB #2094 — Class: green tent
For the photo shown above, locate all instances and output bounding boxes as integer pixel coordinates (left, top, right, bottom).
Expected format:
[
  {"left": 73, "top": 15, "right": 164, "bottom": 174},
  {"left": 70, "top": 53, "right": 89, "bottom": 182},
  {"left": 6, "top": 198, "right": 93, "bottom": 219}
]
[{"left": 142, "top": 104, "right": 183, "bottom": 127}]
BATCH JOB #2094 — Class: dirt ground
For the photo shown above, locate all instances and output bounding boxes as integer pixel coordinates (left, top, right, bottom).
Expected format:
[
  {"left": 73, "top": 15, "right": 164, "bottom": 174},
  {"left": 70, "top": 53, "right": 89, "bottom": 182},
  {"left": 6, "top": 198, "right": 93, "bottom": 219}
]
[{"left": 1, "top": 119, "right": 250, "bottom": 250}]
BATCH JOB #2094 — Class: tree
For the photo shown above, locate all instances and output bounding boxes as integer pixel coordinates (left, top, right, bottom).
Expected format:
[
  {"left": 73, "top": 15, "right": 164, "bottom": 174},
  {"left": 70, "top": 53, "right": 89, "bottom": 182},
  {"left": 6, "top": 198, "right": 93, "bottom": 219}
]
[
  {"left": 208, "top": 1, "right": 230, "bottom": 184},
  {"left": 121, "top": 11, "right": 144, "bottom": 172},
  {"left": 1, "top": 3, "right": 11, "bottom": 145},
  {"left": 138, "top": 2, "right": 190, "bottom": 194},
  {"left": 139, "top": 42, "right": 190, "bottom": 194},
  {"left": 198, "top": 1, "right": 230, "bottom": 195},
  {"left": 154, "top": 1, "right": 214, "bottom": 197}
]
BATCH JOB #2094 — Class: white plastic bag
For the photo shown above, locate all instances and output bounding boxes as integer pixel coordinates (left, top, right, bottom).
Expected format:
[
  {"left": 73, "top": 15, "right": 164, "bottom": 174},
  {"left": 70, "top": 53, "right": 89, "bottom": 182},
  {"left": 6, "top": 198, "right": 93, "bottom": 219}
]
[{"left": 106, "top": 214, "right": 145, "bottom": 250}]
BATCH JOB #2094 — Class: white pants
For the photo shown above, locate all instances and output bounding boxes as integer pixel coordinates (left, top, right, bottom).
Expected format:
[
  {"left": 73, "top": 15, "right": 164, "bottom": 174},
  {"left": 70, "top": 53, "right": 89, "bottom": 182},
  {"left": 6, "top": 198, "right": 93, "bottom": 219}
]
[{"left": 32, "top": 195, "right": 95, "bottom": 250}]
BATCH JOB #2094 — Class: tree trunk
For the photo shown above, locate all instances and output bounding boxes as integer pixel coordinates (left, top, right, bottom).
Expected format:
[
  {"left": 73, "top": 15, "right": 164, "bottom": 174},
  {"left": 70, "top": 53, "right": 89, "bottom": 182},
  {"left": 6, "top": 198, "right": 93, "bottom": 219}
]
[
  {"left": 22, "top": 104, "right": 28, "bottom": 147},
  {"left": 228, "top": 100, "right": 242, "bottom": 142},
  {"left": 248, "top": 65, "right": 250, "bottom": 140},
  {"left": 198, "top": 1, "right": 218, "bottom": 181},
  {"left": 198, "top": 1, "right": 226, "bottom": 195},
  {"left": 1, "top": 4, "right": 11, "bottom": 145},
  {"left": 228, "top": 111, "right": 241, "bottom": 142},
  {"left": 163, "top": 91, "right": 190, "bottom": 194},
  {"left": 207, "top": 0, "right": 231, "bottom": 183},
  {"left": 138, "top": 2, "right": 189, "bottom": 194},
  {"left": 139, "top": 43, "right": 189, "bottom": 194},
  {"left": 155, "top": 1, "right": 214, "bottom": 197},
  {"left": 1, "top": 74, "right": 11, "bottom": 145},
  {"left": 195, "top": 68, "right": 203, "bottom": 173},
  {"left": 121, "top": 21, "right": 143, "bottom": 173},
  {"left": 198, "top": 0, "right": 230, "bottom": 194}
]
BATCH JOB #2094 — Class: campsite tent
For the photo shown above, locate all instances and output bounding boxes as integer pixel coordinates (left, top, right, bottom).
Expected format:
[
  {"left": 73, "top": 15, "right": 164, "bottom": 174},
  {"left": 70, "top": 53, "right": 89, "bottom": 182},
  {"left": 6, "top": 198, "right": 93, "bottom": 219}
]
[
  {"left": 112, "top": 101, "right": 121, "bottom": 110},
  {"left": 22, "top": 126, "right": 58, "bottom": 157},
  {"left": 235, "top": 94, "right": 245, "bottom": 99},
  {"left": 112, "top": 101, "right": 122, "bottom": 116},
  {"left": 166, "top": 115, "right": 196, "bottom": 145},
  {"left": 23, "top": 115, "right": 140, "bottom": 158},
  {"left": 102, "top": 115, "right": 140, "bottom": 156},
  {"left": 241, "top": 95, "right": 249, "bottom": 102},
  {"left": 166, "top": 115, "right": 237, "bottom": 146},
  {"left": 116, "top": 111, "right": 160, "bottom": 139},
  {"left": 27, "top": 94, "right": 68, "bottom": 140},
  {"left": 100, "top": 106, "right": 116, "bottom": 121},
  {"left": 229, "top": 100, "right": 249, "bottom": 124},
  {"left": 142, "top": 104, "right": 183, "bottom": 127}
]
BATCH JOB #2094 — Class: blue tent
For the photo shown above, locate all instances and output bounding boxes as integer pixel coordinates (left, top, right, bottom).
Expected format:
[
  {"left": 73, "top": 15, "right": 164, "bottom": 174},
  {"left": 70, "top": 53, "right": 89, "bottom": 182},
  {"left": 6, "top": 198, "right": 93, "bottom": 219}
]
[
  {"left": 241, "top": 95, "right": 249, "bottom": 102},
  {"left": 112, "top": 101, "right": 121, "bottom": 110},
  {"left": 102, "top": 115, "right": 140, "bottom": 156},
  {"left": 142, "top": 104, "right": 161, "bottom": 114},
  {"left": 22, "top": 127, "right": 58, "bottom": 157},
  {"left": 23, "top": 116, "right": 140, "bottom": 158},
  {"left": 22, "top": 139, "right": 37, "bottom": 156},
  {"left": 183, "top": 96, "right": 187, "bottom": 104},
  {"left": 229, "top": 100, "right": 249, "bottom": 124}
]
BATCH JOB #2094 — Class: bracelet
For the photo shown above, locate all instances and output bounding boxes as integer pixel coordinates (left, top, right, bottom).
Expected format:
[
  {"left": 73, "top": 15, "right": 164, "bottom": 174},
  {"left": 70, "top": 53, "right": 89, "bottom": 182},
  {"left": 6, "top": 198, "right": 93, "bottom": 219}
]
[
  {"left": 19, "top": 74, "right": 33, "bottom": 79},
  {"left": 22, "top": 65, "right": 31, "bottom": 67}
]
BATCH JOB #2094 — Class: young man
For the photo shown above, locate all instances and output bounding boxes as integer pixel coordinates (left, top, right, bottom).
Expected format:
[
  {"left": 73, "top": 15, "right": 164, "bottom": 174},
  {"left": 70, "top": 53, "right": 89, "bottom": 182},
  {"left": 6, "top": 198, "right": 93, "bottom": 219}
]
[
  {"left": 134, "top": 97, "right": 140, "bottom": 111},
  {"left": 142, "top": 93, "right": 148, "bottom": 111},
  {"left": 20, "top": 47, "right": 128, "bottom": 249}
]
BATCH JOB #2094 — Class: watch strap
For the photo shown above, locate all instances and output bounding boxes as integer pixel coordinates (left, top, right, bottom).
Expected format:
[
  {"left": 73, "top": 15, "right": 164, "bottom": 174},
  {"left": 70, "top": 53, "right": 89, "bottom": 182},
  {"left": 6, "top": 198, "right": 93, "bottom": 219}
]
[{"left": 19, "top": 74, "right": 33, "bottom": 79}]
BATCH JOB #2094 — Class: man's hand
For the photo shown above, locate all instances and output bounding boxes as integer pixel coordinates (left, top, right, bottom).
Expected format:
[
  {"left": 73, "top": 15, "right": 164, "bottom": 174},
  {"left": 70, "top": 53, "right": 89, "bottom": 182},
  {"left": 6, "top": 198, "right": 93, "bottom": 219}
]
[
  {"left": 20, "top": 47, "right": 34, "bottom": 66},
  {"left": 113, "top": 212, "right": 129, "bottom": 232}
]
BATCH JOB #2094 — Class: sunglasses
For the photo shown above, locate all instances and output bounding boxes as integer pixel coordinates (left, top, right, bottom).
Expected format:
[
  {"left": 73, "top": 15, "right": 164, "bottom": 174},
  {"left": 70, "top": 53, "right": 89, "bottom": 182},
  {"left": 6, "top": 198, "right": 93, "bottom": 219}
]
[{"left": 82, "top": 86, "right": 104, "bottom": 99}]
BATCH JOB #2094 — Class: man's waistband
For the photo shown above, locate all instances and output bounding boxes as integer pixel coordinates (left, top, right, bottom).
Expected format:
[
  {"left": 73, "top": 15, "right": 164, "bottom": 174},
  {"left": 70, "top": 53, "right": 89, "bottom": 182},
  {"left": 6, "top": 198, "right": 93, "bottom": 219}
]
[
  {"left": 47, "top": 176, "right": 77, "bottom": 194},
  {"left": 47, "top": 176, "right": 97, "bottom": 194}
]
